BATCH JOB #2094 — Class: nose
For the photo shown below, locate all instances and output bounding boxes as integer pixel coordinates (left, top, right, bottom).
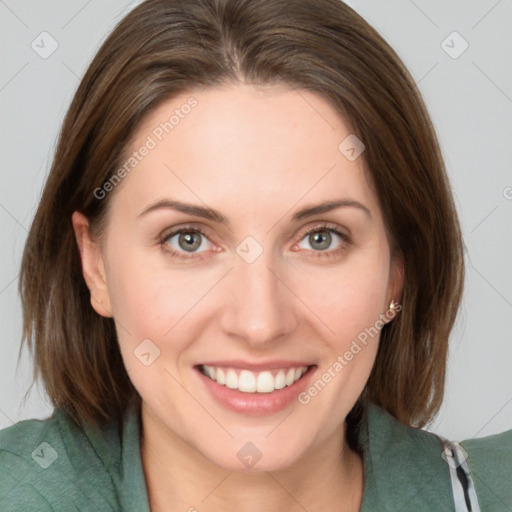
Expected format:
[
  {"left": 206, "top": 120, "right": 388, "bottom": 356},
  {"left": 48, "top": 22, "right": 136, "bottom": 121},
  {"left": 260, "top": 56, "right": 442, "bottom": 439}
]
[{"left": 218, "top": 246, "right": 298, "bottom": 348}]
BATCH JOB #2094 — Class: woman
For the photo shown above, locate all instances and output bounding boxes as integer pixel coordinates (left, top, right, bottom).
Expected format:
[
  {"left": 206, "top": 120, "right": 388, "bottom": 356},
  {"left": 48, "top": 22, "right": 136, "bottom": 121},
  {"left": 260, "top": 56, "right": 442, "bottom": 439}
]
[{"left": 1, "top": 0, "right": 510, "bottom": 510}]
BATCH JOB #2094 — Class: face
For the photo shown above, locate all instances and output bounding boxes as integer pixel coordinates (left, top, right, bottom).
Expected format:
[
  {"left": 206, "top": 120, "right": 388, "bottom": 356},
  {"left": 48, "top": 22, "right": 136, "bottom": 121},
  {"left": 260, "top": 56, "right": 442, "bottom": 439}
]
[{"left": 73, "top": 82, "right": 403, "bottom": 471}]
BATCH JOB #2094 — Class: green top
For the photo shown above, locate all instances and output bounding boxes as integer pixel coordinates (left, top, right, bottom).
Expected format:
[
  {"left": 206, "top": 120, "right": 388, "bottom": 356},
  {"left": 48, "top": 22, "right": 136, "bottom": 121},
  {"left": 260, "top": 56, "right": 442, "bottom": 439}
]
[{"left": 1, "top": 401, "right": 511, "bottom": 511}]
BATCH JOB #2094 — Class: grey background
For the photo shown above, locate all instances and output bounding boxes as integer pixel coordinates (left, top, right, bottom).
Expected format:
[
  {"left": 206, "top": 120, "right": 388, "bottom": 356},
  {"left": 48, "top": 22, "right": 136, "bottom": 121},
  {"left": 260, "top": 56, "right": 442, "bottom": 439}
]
[{"left": 1, "top": 0, "right": 511, "bottom": 441}]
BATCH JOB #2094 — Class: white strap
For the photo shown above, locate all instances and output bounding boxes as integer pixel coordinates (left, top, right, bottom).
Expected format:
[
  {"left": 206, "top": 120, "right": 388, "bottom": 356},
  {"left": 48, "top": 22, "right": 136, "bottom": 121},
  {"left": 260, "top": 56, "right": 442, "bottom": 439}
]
[{"left": 441, "top": 440, "right": 481, "bottom": 512}]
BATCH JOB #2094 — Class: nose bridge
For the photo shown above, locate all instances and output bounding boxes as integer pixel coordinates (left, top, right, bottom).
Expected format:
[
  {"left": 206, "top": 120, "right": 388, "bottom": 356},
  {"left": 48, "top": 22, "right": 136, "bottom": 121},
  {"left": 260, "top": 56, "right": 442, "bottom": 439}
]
[{"left": 220, "top": 238, "right": 296, "bottom": 344}]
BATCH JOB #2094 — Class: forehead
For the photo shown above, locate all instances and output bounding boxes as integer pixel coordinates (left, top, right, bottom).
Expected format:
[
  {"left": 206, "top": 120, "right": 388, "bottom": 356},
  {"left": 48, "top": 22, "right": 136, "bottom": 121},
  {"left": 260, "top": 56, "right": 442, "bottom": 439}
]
[{"left": 111, "top": 83, "right": 379, "bottom": 222}]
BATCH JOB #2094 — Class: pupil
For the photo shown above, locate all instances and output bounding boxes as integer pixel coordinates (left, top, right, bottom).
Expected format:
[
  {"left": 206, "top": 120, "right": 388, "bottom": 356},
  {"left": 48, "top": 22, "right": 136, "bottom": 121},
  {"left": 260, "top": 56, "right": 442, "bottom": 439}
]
[
  {"left": 180, "top": 232, "right": 200, "bottom": 252},
  {"left": 311, "top": 231, "right": 330, "bottom": 250}
]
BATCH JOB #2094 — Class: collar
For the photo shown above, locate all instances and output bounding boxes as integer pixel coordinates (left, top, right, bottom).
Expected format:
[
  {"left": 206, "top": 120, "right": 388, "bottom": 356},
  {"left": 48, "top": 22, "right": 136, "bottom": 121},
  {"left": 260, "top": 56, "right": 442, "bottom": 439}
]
[{"left": 82, "top": 401, "right": 452, "bottom": 511}]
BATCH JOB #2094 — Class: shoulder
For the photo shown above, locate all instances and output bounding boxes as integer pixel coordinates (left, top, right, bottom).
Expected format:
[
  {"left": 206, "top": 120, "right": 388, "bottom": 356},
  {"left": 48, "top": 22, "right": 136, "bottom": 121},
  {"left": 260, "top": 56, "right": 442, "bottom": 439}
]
[
  {"left": 361, "top": 402, "right": 454, "bottom": 510},
  {"left": 460, "top": 428, "right": 512, "bottom": 509},
  {"left": 361, "top": 402, "right": 512, "bottom": 510},
  {"left": 0, "top": 408, "right": 122, "bottom": 511}
]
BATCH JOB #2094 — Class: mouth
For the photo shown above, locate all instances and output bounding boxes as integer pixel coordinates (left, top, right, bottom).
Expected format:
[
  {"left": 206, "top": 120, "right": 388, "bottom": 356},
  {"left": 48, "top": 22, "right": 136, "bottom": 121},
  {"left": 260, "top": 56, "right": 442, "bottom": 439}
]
[
  {"left": 194, "top": 362, "right": 317, "bottom": 415},
  {"left": 197, "top": 364, "right": 312, "bottom": 393}
]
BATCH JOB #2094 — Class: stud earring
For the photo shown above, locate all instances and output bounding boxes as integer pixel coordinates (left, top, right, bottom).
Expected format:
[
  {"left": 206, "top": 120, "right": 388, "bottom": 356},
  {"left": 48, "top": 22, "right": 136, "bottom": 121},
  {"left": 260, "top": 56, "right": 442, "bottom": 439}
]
[{"left": 386, "top": 299, "right": 401, "bottom": 322}]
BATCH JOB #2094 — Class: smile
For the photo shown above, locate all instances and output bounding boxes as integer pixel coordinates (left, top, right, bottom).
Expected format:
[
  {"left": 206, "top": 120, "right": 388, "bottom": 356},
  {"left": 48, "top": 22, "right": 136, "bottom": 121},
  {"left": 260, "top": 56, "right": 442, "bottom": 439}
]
[{"left": 199, "top": 364, "right": 310, "bottom": 393}]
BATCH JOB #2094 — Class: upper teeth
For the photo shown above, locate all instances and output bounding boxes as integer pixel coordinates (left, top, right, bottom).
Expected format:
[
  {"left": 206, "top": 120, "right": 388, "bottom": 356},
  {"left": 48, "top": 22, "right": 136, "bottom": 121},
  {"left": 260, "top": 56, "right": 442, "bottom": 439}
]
[{"left": 201, "top": 365, "right": 309, "bottom": 393}]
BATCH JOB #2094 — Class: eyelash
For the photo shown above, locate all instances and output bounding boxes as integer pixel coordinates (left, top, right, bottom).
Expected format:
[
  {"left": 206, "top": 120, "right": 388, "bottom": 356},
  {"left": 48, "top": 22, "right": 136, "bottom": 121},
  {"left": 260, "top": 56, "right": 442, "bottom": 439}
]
[{"left": 158, "top": 222, "right": 351, "bottom": 261}]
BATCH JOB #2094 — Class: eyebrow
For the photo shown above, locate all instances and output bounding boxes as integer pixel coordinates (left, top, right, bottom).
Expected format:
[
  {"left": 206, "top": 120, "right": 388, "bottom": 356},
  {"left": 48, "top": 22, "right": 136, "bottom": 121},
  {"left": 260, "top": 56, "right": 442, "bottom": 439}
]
[{"left": 137, "top": 198, "right": 372, "bottom": 225}]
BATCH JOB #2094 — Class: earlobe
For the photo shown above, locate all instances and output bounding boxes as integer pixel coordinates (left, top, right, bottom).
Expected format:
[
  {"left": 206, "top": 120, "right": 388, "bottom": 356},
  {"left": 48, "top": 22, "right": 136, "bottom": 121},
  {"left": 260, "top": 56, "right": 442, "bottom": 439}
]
[
  {"left": 385, "top": 252, "right": 404, "bottom": 322},
  {"left": 71, "top": 211, "right": 113, "bottom": 318}
]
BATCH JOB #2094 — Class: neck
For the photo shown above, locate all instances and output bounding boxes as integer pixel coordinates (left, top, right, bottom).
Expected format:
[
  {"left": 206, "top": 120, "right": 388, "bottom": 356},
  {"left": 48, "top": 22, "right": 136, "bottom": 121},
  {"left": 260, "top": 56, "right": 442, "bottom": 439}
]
[{"left": 140, "top": 404, "right": 364, "bottom": 512}]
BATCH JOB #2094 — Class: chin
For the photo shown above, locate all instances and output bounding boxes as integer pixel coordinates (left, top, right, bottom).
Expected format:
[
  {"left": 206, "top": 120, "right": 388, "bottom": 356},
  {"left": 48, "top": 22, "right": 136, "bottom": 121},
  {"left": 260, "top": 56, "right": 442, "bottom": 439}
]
[{"left": 193, "top": 432, "right": 313, "bottom": 473}]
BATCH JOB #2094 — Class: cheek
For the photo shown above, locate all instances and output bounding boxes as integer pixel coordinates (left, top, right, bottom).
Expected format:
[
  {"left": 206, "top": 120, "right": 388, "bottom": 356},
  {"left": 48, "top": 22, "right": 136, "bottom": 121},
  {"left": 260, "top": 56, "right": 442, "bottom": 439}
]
[
  {"left": 101, "top": 243, "right": 185, "bottom": 382},
  {"left": 103, "top": 242, "right": 216, "bottom": 371},
  {"left": 298, "top": 254, "right": 389, "bottom": 341},
  {"left": 104, "top": 235, "right": 181, "bottom": 331},
  {"left": 293, "top": 248, "right": 389, "bottom": 402},
  {"left": 107, "top": 262, "right": 161, "bottom": 333},
  {"left": 298, "top": 263, "right": 387, "bottom": 404},
  {"left": 105, "top": 255, "right": 189, "bottom": 402}
]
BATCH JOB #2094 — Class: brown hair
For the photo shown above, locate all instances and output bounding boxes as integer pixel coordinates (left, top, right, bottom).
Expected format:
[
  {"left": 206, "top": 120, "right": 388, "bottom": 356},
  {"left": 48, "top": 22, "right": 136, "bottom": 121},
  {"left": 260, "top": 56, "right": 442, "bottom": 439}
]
[{"left": 19, "top": 0, "right": 464, "bottom": 439}]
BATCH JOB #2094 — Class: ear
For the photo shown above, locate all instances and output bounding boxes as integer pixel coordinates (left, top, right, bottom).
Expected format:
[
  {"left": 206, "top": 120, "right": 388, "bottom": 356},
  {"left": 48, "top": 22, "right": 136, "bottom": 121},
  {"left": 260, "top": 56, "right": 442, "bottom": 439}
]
[
  {"left": 386, "top": 250, "right": 404, "bottom": 313},
  {"left": 71, "top": 211, "right": 113, "bottom": 318}
]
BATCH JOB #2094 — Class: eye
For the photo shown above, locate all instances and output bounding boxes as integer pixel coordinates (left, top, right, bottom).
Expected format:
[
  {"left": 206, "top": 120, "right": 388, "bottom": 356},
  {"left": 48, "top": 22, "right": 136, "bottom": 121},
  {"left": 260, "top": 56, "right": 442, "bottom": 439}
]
[
  {"left": 159, "top": 225, "right": 215, "bottom": 260},
  {"left": 295, "top": 223, "right": 350, "bottom": 257},
  {"left": 158, "top": 222, "right": 350, "bottom": 261}
]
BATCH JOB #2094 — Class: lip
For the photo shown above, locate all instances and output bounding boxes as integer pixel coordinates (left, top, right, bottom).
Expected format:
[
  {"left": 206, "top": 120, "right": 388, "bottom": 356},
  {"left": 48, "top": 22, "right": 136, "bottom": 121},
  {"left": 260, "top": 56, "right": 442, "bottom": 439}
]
[
  {"left": 194, "top": 363, "right": 317, "bottom": 416},
  {"left": 198, "top": 359, "right": 314, "bottom": 372}
]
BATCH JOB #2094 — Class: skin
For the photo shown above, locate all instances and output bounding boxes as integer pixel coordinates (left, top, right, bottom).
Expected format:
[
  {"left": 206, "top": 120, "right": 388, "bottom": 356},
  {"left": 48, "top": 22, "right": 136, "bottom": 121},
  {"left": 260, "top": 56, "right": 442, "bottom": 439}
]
[{"left": 73, "top": 82, "right": 403, "bottom": 512}]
